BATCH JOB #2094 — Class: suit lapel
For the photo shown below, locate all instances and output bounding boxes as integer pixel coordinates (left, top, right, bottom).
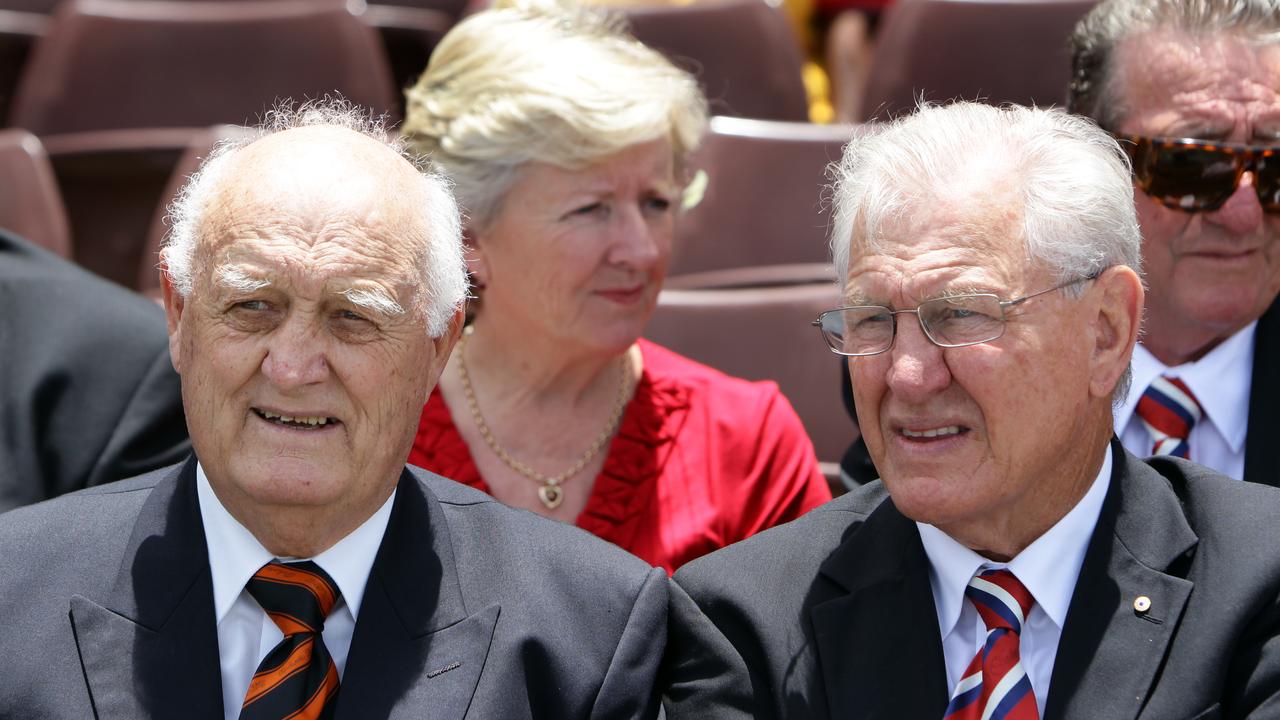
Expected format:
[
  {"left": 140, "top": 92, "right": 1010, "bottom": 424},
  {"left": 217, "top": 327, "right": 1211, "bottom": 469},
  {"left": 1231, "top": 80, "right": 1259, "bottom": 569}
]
[
  {"left": 1045, "top": 443, "right": 1197, "bottom": 720},
  {"left": 811, "top": 497, "right": 949, "bottom": 720},
  {"left": 69, "top": 458, "right": 224, "bottom": 720},
  {"left": 1244, "top": 299, "right": 1280, "bottom": 487},
  {"left": 336, "top": 471, "right": 496, "bottom": 720}
]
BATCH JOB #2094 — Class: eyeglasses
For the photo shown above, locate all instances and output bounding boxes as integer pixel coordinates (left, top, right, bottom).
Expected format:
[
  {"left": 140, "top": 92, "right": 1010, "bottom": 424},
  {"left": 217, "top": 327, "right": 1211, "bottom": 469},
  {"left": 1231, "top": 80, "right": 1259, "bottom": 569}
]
[
  {"left": 812, "top": 273, "right": 1100, "bottom": 357},
  {"left": 1114, "top": 133, "right": 1280, "bottom": 213}
]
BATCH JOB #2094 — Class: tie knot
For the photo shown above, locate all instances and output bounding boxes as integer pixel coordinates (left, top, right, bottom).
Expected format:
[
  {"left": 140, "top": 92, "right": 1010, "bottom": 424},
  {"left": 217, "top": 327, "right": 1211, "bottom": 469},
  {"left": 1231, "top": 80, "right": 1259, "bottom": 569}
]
[
  {"left": 1136, "top": 375, "right": 1202, "bottom": 458},
  {"left": 965, "top": 569, "right": 1035, "bottom": 635},
  {"left": 246, "top": 560, "right": 341, "bottom": 636}
]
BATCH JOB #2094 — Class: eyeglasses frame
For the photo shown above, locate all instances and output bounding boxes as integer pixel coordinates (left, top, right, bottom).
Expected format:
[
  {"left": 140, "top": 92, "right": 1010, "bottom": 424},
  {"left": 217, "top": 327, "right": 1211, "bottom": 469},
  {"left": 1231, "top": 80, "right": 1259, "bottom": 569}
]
[{"left": 812, "top": 271, "right": 1103, "bottom": 357}]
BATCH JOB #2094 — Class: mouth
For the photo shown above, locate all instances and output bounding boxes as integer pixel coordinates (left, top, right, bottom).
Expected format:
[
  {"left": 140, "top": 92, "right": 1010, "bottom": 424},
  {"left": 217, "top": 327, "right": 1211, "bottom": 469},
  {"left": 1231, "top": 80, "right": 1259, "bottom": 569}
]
[
  {"left": 596, "top": 285, "right": 646, "bottom": 304},
  {"left": 252, "top": 407, "right": 341, "bottom": 430},
  {"left": 898, "top": 425, "right": 969, "bottom": 442}
]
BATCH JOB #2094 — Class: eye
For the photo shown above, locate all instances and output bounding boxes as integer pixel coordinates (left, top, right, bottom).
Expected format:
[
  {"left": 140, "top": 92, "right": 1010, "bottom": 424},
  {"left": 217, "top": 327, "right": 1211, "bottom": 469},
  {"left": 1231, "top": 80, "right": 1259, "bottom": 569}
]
[
  {"left": 565, "top": 202, "right": 606, "bottom": 219},
  {"left": 234, "top": 299, "right": 269, "bottom": 312},
  {"left": 335, "top": 308, "right": 373, "bottom": 324},
  {"left": 644, "top": 195, "right": 672, "bottom": 213}
]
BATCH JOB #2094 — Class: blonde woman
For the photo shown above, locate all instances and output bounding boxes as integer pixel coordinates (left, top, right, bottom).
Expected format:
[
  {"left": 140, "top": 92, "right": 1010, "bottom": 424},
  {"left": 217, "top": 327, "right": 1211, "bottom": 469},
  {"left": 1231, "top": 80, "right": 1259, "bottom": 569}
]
[{"left": 402, "top": 0, "right": 830, "bottom": 572}]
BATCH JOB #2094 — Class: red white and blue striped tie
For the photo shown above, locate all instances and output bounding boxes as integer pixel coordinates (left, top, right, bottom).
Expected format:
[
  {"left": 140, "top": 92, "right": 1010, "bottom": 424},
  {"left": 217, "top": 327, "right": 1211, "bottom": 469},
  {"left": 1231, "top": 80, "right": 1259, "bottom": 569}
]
[
  {"left": 943, "top": 569, "right": 1039, "bottom": 720},
  {"left": 1135, "top": 375, "right": 1202, "bottom": 459}
]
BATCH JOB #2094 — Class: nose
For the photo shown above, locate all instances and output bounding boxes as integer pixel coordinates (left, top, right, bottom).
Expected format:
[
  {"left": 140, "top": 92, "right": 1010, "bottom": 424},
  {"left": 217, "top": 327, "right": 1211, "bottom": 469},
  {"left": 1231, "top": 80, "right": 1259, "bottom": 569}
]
[
  {"left": 884, "top": 313, "right": 952, "bottom": 404},
  {"left": 1205, "top": 171, "right": 1265, "bottom": 236},
  {"left": 260, "top": 315, "right": 329, "bottom": 390},
  {"left": 606, "top": 205, "right": 664, "bottom": 271}
]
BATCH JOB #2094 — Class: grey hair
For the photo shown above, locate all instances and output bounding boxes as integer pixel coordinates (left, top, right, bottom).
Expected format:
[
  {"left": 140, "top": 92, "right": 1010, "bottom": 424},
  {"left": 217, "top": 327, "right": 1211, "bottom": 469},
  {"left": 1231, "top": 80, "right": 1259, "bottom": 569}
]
[
  {"left": 400, "top": 0, "right": 708, "bottom": 228},
  {"left": 827, "top": 103, "right": 1143, "bottom": 402},
  {"left": 161, "top": 98, "right": 467, "bottom": 337},
  {"left": 1068, "top": 0, "right": 1280, "bottom": 129}
]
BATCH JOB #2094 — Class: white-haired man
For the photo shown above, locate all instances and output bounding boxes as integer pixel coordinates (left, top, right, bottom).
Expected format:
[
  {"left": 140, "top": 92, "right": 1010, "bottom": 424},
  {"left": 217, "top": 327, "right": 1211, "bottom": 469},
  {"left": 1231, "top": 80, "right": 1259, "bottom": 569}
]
[
  {"left": 670, "top": 103, "right": 1280, "bottom": 719},
  {"left": 1070, "top": 0, "right": 1280, "bottom": 484},
  {"left": 0, "top": 102, "right": 679, "bottom": 719}
]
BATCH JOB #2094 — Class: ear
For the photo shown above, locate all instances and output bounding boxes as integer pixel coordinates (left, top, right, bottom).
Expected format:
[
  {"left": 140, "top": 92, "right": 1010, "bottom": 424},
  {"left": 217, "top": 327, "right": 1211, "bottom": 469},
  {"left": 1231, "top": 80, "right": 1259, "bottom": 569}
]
[
  {"left": 1088, "top": 265, "right": 1144, "bottom": 399},
  {"left": 159, "top": 261, "right": 187, "bottom": 374},
  {"left": 425, "top": 307, "right": 465, "bottom": 399},
  {"left": 463, "top": 227, "right": 489, "bottom": 287}
]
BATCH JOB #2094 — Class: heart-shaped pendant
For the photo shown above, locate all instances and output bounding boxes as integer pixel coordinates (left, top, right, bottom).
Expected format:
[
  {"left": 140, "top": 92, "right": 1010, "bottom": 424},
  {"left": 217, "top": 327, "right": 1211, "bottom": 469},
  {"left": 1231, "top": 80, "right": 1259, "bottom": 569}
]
[{"left": 538, "top": 485, "right": 563, "bottom": 510}]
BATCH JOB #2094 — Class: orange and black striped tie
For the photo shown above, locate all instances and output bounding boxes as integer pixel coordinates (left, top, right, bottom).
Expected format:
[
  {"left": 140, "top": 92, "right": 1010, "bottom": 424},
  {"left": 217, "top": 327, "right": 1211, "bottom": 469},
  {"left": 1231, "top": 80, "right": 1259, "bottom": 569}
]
[{"left": 240, "top": 560, "right": 341, "bottom": 720}]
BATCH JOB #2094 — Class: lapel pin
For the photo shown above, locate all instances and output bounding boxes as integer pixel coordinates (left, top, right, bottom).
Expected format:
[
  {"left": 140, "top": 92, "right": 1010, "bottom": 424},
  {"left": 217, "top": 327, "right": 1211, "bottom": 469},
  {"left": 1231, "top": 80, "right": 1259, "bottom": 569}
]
[
  {"left": 427, "top": 661, "right": 462, "bottom": 678},
  {"left": 1133, "top": 595, "right": 1152, "bottom": 613}
]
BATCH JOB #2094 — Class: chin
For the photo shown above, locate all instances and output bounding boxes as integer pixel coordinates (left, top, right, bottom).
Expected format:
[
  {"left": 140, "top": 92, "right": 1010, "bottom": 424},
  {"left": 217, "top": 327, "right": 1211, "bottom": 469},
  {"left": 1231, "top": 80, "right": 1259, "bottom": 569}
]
[{"left": 233, "top": 457, "right": 350, "bottom": 507}]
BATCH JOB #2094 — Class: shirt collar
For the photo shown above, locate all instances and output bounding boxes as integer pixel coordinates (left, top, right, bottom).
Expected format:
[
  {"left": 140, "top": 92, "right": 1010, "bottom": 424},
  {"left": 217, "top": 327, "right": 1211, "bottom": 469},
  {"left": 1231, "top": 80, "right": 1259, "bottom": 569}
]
[
  {"left": 1115, "top": 324, "right": 1256, "bottom": 453},
  {"left": 918, "top": 444, "right": 1112, "bottom": 636},
  {"left": 196, "top": 463, "right": 395, "bottom": 623}
]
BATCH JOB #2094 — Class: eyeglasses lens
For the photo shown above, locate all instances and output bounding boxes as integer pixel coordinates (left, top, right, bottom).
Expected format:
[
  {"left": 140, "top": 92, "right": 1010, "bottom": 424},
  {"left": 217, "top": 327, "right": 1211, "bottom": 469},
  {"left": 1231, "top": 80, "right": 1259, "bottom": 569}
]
[
  {"left": 1258, "top": 154, "right": 1280, "bottom": 211},
  {"left": 919, "top": 295, "right": 1004, "bottom": 347},
  {"left": 822, "top": 308, "right": 893, "bottom": 355},
  {"left": 1143, "top": 144, "right": 1240, "bottom": 211}
]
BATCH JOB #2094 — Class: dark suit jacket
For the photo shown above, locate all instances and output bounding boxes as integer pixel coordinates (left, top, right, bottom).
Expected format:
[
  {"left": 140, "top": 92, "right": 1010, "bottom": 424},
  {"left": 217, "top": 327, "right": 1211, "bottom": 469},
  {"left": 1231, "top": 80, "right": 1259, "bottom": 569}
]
[
  {"left": 0, "top": 229, "right": 189, "bottom": 511},
  {"left": 672, "top": 442, "right": 1280, "bottom": 719},
  {"left": 0, "top": 459, "right": 673, "bottom": 719}
]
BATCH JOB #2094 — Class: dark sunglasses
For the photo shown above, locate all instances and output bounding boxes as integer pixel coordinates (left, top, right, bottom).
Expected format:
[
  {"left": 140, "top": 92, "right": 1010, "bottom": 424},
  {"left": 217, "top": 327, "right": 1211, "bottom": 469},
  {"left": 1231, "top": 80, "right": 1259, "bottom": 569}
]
[{"left": 1113, "top": 133, "right": 1280, "bottom": 213}]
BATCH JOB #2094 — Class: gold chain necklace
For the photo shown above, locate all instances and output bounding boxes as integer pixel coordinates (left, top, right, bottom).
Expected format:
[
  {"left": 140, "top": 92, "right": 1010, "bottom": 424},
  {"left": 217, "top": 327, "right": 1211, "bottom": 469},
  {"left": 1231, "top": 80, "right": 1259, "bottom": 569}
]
[{"left": 456, "top": 327, "right": 632, "bottom": 510}]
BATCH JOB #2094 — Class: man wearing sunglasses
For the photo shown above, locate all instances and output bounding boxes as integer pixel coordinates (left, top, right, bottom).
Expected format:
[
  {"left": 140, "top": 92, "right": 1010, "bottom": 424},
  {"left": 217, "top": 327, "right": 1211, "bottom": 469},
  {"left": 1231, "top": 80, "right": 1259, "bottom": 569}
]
[
  {"left": 1069, "top": 0, "right": 1280, "bottom": 485},
  {"left": 667, "top": 103, "right": 1280, "bottom": 719}
]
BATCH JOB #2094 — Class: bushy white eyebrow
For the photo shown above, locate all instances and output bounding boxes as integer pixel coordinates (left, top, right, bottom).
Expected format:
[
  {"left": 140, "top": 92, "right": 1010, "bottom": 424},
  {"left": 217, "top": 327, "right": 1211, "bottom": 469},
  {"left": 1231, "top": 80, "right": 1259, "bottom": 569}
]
[
  {"left": 340, "top": 286, "right": 404, "bottom": 318},
  {"left": 214, "top": 265, "right": 271, "bottom": 294}
]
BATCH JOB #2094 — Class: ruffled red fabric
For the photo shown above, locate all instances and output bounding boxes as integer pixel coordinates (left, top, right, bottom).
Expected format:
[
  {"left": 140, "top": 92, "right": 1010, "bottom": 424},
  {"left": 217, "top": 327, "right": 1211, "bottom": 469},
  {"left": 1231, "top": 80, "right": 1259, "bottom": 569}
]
[{"left": 409, "top": 339, "right": 831, "bottom": 572}]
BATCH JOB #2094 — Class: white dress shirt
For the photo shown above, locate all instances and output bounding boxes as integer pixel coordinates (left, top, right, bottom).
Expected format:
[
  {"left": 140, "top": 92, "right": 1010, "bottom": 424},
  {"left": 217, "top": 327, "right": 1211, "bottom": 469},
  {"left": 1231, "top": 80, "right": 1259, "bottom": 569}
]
[
  {"left": 918, "top": 445, "right": 1112, "bottom": 718},
  {"left": 1114, "top": 323, "right": 1255, "bottom": 480},
  {"left": 195, "top": 464, "right": 395, "bottom": 720}
]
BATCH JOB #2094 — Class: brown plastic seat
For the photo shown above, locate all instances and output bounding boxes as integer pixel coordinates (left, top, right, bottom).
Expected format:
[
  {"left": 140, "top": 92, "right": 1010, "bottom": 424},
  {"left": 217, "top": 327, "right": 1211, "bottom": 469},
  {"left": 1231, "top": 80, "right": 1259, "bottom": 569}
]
[
  {"left": 0, "top": 128, "right": 70, "bottom": 257},
  {"left": 644, "top": 282, "right": 853, "bottom": 467},
  {"left": 622, "top": 0, "right": 809, "bottom": 121},
  {"left": 858, "top": 0, "right": 1098, "bottom": 122},
  {"left": 0, "top": 8, "right": 44, "bottom": 128},
  {"left": 9, "top": 0, "right": 398, "bottom": 135},
  {"left": 668, "top": 116, "right": 859, "bottom": 283},
  {"left": 136, "top": 125, "right": 254, "bottom": 293},
  {"left": 362, "top": 3, "right": 453, "bottom": 118}
]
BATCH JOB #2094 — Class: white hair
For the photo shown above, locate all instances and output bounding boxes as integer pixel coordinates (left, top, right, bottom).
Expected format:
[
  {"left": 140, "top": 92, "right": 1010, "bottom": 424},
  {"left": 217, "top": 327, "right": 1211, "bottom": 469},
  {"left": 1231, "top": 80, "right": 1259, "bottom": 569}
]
[
  {"left": 1069, "top": 0, "right": 1280, "bottom": 128},
  {"left": 162, "top": 98, "right": 467, "bottom": 337},
  {"left": 829, "top": 102, "right": 1141, "bottom": 287},
  {"left": 400, "top": 0, "right": 708, "bottom": 228}
]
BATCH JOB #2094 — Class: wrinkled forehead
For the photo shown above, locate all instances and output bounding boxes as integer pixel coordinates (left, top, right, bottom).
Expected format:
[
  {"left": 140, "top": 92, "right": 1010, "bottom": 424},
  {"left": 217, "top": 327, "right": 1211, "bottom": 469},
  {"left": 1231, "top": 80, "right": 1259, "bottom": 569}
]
[{"left": 195, "top": 126, "right": 429, "bottom": 293}]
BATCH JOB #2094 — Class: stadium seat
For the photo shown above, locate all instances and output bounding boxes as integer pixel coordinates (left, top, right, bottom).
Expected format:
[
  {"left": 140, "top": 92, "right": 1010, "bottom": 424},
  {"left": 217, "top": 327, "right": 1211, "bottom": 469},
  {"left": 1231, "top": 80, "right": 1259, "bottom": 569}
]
[
  {"left": 668, "top": 115, "right": 858, "bottom": 285},
  {"left": 622, "top": 0, "right": 809, "bottom": 121},
  {"left": 0, "top": 8, "right": 43, "bottom": 126},
  {"left": 857, "top": 0, "right": 1098, "bottom": 121},
  {"left": 362, "top": 3, "right": 453, "bottom": 117},
  {"left": 644, "top": 282, "right": 854, "bottom": 471},
  {"left": 0, "top": 128, "right": 70, "bottom": 257},
  {"left": 9, "top": 0, "right": 398, "bottom": 135}
]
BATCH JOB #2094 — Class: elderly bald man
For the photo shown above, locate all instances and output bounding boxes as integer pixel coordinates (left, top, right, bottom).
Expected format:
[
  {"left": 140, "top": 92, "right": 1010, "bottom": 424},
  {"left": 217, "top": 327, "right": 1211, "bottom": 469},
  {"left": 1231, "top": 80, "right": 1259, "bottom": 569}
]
[{"left": 0, "top": 101, "right": 684, "bottom": 719}]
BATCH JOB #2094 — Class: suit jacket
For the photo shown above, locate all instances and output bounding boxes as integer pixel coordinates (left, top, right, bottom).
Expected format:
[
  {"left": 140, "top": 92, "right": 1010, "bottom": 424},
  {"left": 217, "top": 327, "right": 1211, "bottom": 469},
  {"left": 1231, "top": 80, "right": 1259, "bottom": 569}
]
[
  {"left": 672, "top": 441, "right": 1280, "bottom": 719},
  {"left": 0, "top": 229, "right": 189, "bottom": 511},
  {"left": 0, "top": 458, "right": 674, "bottom": 719},
  {"left": 1244, "top": 299, "right": 1280, "bottom": 486}
]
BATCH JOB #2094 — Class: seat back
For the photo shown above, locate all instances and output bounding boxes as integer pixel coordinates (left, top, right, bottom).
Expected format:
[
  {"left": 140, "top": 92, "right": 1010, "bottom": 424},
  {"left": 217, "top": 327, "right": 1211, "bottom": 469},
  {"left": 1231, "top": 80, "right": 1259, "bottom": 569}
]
[
  {"left": 623, "top": 0, "right": 809, "bottom": 121},
  {"left": 670, "top": 116, "right": 857, "bottom": 283},
  {"left": 0, "top": 128, "right": 70, "bottom": 256},
  {"left": 644, "top": 283, "right": 852, "bottom": 464},
  {"left": 9, "top": 0, "right": 398, "bottom": 135},
  {"left": 860, "top": 0, "right": 1097, "bottom": 121}
]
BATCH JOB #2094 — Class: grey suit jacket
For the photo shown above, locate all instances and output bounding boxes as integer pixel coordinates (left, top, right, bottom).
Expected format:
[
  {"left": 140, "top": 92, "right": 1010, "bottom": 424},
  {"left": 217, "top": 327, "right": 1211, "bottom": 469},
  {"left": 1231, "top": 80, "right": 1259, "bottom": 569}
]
[
  {"left": 0, "top": 458, "right": 670, "bottom": 719},
  {"left": 672, "top": 441, "right": 1280, "bottom": 719}
]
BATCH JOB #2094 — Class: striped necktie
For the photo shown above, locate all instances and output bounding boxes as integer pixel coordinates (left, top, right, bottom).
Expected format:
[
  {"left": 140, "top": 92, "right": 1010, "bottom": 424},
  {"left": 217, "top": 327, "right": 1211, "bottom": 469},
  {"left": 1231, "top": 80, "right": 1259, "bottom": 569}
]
[
  {"left": 943, "top": 569, "right": 1039, "bottom": 720},
  {"left": 240, "top": 560, "right": 341, "bottom": 720},
  {"left": 1135, "top": 375, "right": 1202, "bottom": 459}
]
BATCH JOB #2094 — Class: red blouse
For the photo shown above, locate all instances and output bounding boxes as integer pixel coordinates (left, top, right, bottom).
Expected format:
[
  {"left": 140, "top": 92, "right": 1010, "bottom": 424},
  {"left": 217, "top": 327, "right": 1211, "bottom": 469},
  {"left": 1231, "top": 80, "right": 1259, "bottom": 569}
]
[{"left": 409, "top": 339, "right": 832, "bottom": 573}]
